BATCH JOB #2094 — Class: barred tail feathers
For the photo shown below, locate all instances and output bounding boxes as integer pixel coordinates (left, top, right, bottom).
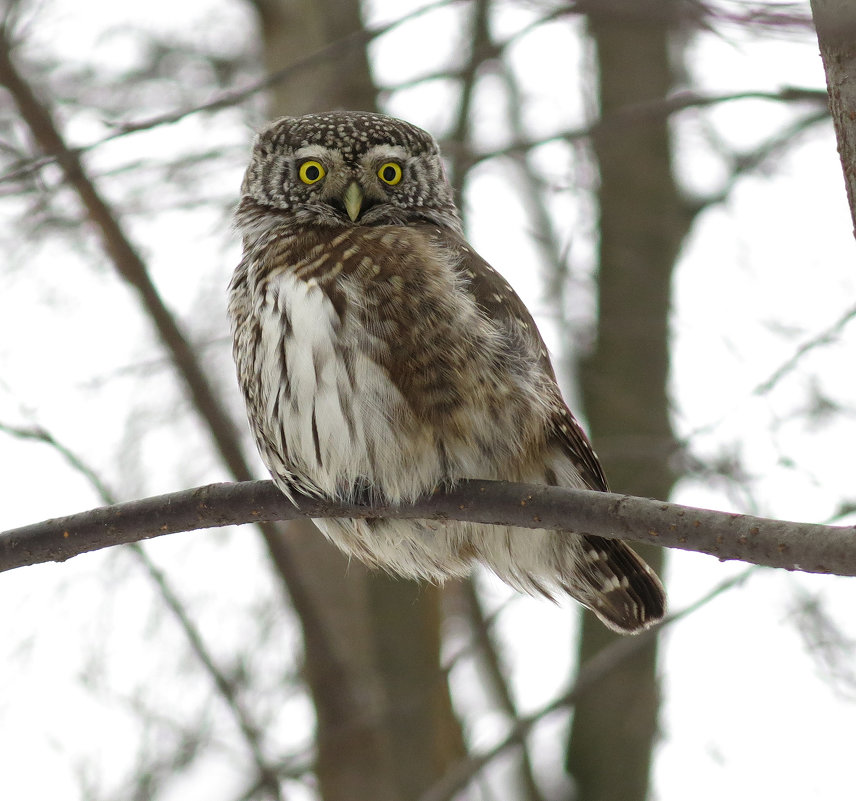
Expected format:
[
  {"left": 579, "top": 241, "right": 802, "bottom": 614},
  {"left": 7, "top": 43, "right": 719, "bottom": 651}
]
[{"left": 476, "top": 526, "right": 665, "bottom": 634}]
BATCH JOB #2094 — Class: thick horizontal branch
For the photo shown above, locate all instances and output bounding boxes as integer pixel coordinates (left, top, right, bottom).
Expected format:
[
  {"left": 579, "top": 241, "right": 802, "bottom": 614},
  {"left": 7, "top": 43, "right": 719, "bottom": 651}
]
[{"left": 2, "top": 480, "right": 855, "bottom": 577}]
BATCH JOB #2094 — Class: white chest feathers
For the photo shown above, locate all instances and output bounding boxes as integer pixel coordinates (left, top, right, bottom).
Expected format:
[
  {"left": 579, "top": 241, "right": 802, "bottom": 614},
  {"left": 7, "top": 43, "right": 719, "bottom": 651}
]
[{"left": 253, "top": 270, "right": 444, "bottom": 502}]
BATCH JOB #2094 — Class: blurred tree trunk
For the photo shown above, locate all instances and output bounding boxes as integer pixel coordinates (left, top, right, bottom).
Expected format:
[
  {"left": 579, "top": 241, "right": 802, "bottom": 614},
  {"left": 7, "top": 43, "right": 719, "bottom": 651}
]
[
  {"left": 566, "top": 3, "right": 690, "bottom": 800},
  {"left": 809, "top": 0, "right": 856, "bottom": 236},
  {"left": 247, "top": 2, "right": 465, "bottom": 799}
]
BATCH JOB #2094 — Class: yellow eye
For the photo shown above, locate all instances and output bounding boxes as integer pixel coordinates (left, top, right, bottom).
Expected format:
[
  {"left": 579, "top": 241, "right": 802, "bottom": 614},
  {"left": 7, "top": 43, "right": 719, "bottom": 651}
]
[
  {"left": 298, "top": 160, "right": 326, "bottom": 184},
  {"left": 377, "top": 161, "right": 403, "bottom": 186}
]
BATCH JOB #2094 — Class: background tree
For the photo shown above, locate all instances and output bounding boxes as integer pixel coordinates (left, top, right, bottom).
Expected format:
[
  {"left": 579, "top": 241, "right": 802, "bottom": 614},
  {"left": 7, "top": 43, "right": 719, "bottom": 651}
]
[
  {"left": 1, "top": 2, "right": 854, "bottom": 801},
  {"left": 567, "top": 4, "right": 682, "bottom": 798},
  {"left": 249, "top": 3, "right": 464, "bottom": 798}
]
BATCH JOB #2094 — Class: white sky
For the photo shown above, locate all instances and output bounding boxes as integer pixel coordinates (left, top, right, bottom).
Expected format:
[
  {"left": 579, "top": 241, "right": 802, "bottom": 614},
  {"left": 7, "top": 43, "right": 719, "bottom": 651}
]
[{"left": 1, "top": 1, "right": 855, "bottom": 800}]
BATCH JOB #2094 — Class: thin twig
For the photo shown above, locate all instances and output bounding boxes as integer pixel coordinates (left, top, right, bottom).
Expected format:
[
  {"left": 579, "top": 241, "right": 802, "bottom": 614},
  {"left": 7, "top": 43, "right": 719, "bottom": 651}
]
[
  {"left": 0, "top": 0, "right": 466, "bottom": 185},
  {"left": 456, "top": 87, "right": 828, "bottom": 167},
  {"left": 135, "top": 546, "right": 285, "bottom": 800},
  {"left": 0, "top": 25, "right": 249, "bottom": 481},
  {"left": 460, "top": 582, "right": 545, "bottom": 801},
  {"left": 0, "top": 420, "right": 286, "bottom": 799},
  {"left": 417, "top": 567, "right": 757, "bottom": 801},
  {"left": 754, "top": 301, "right": 856, "bottom": 395}
]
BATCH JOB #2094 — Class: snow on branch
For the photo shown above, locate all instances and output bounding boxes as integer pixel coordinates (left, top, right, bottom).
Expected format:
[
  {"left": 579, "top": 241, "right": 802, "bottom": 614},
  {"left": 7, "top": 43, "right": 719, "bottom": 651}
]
[{"left": 2, "top": 479, "right": 854, "bottom": 576}]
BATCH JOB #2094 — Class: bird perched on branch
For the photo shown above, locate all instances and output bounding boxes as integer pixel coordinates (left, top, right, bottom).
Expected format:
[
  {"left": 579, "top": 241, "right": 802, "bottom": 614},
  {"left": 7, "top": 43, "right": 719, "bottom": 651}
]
[{"left": 228, "top": 111, "right": 665, "bottom": 633}]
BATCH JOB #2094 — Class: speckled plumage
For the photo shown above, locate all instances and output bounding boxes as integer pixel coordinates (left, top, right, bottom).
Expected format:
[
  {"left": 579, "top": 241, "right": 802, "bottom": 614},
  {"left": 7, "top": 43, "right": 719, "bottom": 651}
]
[{"left": 228, "top": 111, "right": 665, "bottom": 633}]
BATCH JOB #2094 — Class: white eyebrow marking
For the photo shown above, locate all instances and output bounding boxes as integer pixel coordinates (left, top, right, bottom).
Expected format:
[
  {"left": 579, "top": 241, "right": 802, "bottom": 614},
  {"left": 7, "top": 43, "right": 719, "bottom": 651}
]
[
  {"left": 362, "top": 144, "right": 408, "bottom": 163},
  {"left": 294, "top": 144, "right": 335, "bottom": 160}
]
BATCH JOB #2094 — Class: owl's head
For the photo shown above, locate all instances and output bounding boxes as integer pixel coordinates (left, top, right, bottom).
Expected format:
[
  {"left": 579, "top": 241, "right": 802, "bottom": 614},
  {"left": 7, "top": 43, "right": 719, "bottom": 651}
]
[{"left": 236, "top": 111, "right": 463, "bottom": 238}]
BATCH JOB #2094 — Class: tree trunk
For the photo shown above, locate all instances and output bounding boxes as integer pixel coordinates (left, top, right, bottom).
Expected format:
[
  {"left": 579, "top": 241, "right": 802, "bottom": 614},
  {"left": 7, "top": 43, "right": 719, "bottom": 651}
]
[
  {"left": 248, "top": 3, "right": 465, "bottom": 799},
  {"left": 809, "top": 0, "right": 856, "bottom": 237},
  {"left": 566, "top": 3, "right": 689, "bottom": 799}
]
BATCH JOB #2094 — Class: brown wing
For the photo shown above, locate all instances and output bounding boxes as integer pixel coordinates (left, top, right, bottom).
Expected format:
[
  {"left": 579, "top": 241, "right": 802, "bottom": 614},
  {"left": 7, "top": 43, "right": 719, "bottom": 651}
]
[
  {"left": 548, "top": 405, "right": 609, "bottom": 491},
  {"left": 437, "top": 228, "right": 609, "bottom": 491},
  {"left": 435, "top": 228, "right": 558, "bottom": 380}
]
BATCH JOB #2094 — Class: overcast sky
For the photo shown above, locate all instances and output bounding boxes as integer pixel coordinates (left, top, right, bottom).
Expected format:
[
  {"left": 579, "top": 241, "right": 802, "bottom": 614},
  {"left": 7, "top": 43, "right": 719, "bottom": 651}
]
[{"left": 1, "top": 2, "right": 855, "bottom": 800}]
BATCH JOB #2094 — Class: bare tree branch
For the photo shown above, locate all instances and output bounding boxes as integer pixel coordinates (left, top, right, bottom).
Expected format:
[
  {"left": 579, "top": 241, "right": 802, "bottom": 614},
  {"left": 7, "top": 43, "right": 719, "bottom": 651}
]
[
  {"left": 0, "top": 420, "right": 285, "bottom": 798},
  {"left": 0, "top": 0, "right": 466, "bottom": 187},
  {"left": 0, "top": 68, "right": 825, "bottom": 187},
  {"left": 810, "top": 0, "right": 856, "bottom": 238},
  {"left": 436, "top": 86, "right": 831, "bottom": 180},
  {"left": 417, "top": 567, "right": 756, "bottom": 801},
  {"left": 2, "top": 479, "right": 855, "bottom": 577},
  {"left": 688, "top": 106, "right": 832, "bottom": 216},
  {"left": 134, "top": 546, "right": 285, "bottom": 800},
  {"left": 457, "top": 581, "right": 544, "bottom": 801},
  {"left": 0, "top": 24, "right": 248, "bottom": 480},
  {"left": 754, "top": 300, "right": 856, "bottom": 395},
  {"left": 445, "top": 0, "right": 493, "bottom": 189}
]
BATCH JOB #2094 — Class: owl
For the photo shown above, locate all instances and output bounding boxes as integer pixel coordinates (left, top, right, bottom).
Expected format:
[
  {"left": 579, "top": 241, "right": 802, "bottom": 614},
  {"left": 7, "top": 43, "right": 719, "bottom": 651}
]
[{"left": 228, "top": 111, "right": 665, "bottom": 633}]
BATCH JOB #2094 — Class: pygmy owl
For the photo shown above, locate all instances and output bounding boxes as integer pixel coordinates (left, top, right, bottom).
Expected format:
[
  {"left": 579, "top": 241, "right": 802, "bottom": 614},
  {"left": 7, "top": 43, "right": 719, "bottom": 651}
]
[{"left": 229, "top": 111, "right": 665, "bottom": 633}]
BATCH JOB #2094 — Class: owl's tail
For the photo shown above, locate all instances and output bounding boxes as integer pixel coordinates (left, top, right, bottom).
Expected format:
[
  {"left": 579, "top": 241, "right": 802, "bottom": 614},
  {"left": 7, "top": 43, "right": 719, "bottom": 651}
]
[
  {"left": 478, "top": 527, "right": 666, "bottom": 634},
  {"left": 568, "top": 534, "right": 666, "bottom": 633}
]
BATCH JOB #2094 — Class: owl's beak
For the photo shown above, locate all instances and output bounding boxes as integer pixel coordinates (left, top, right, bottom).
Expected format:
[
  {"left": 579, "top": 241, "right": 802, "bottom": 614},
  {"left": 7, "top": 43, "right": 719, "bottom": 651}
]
[{"left": 343, "top": 181, "right": 363, "bottom": 222}]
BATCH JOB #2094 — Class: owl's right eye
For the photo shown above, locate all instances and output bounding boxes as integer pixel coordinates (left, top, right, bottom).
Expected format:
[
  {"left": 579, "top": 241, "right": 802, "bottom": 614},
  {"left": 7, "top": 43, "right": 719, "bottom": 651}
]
[{"left": 298, "top": 160, "right": 326, "bottom": 184}]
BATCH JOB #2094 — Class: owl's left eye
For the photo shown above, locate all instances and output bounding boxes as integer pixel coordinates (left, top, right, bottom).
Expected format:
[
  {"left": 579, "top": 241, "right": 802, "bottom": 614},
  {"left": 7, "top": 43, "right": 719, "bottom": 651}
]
[
  {"left": 377, "top": 162, "right": 403, "bottom": 186},
  {"left": 298, "top": 160, "right": 326, "bottom": 184}
]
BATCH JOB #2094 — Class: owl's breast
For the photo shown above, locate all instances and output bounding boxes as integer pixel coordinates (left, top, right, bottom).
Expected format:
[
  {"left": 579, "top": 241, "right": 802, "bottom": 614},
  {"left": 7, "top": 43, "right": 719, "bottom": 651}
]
[
  {"left": 233, "top": 225, "right": 553, "bottom": 502},
  {"left": 330, "top": 227, "right": 554, "bottom": 473},
  {"left": 245, "top": 265, "right": 447, "bottom": 502}
]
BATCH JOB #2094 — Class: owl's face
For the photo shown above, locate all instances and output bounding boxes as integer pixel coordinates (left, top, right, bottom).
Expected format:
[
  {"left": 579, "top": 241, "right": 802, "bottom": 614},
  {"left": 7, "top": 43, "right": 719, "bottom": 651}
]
[{"left": 238, "top": 112, "right": 463, "bottom": 235}]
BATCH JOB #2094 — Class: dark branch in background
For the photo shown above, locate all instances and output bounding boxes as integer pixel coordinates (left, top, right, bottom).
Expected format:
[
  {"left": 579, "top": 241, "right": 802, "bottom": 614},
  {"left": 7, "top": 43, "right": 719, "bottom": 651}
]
[
  {"left": 688, "top": 106, "right": 831, "bottom": 216},
  {"left": 457, "top": 581, "right": 544, "bottom": 801},
  {"left": 499, "top": 62, "right": 576, "bottom": 340},
  {"left": 445, "top": 0, "right": 493, "bottom": 189},
  {"left": 754, "top": 301, "right": 856, "bottom": 395},
  {"left": 0, "top": 0, "right": 467, "bottom": 185},
  {"left": 0, "top": 20, "right": 347, "bottom": 774},
  {"left": 2, "top": 479, "right": 855, "bottom": 577},
  {"left": 810, "top": 0, "right": 856, "bottom": 237},
  {"left": 418, "top": 567, "right": 756, "bottom": 801},
  {"left": 0, "top": 421, "right": 285, "bottom": 800},
  {"left": 458, "top": 87, "right": 828, "bottom": 167},
  {"left": 0, "top": 25, "right": 248, "bottom": 480}
]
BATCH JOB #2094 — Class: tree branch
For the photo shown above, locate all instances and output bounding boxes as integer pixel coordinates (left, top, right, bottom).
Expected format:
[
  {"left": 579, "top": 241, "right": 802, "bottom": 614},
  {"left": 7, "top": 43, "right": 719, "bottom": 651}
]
[
  {"left": 0, "top": 420, "right": 285, "bottom": 798},
  {"left": 457, "top": 581, "right": 545, "bottom": 801},
  {"left": 753, "top": 300, "right": 856, "bottom": 395},
  {"left": 810, "top": 0, "right": 856, "bottom": 238},
  {"left": 417, "top": 567, "right": 756, "bottom": 801},
  {"left": 0, "top": 24, "right": 249, "bottom": 481},
  {"left": 2, "top": 479, "right": 854, "bottom": 576},
  {"left": 0, "top": 15, "right": 348, "bottom": 738}
]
